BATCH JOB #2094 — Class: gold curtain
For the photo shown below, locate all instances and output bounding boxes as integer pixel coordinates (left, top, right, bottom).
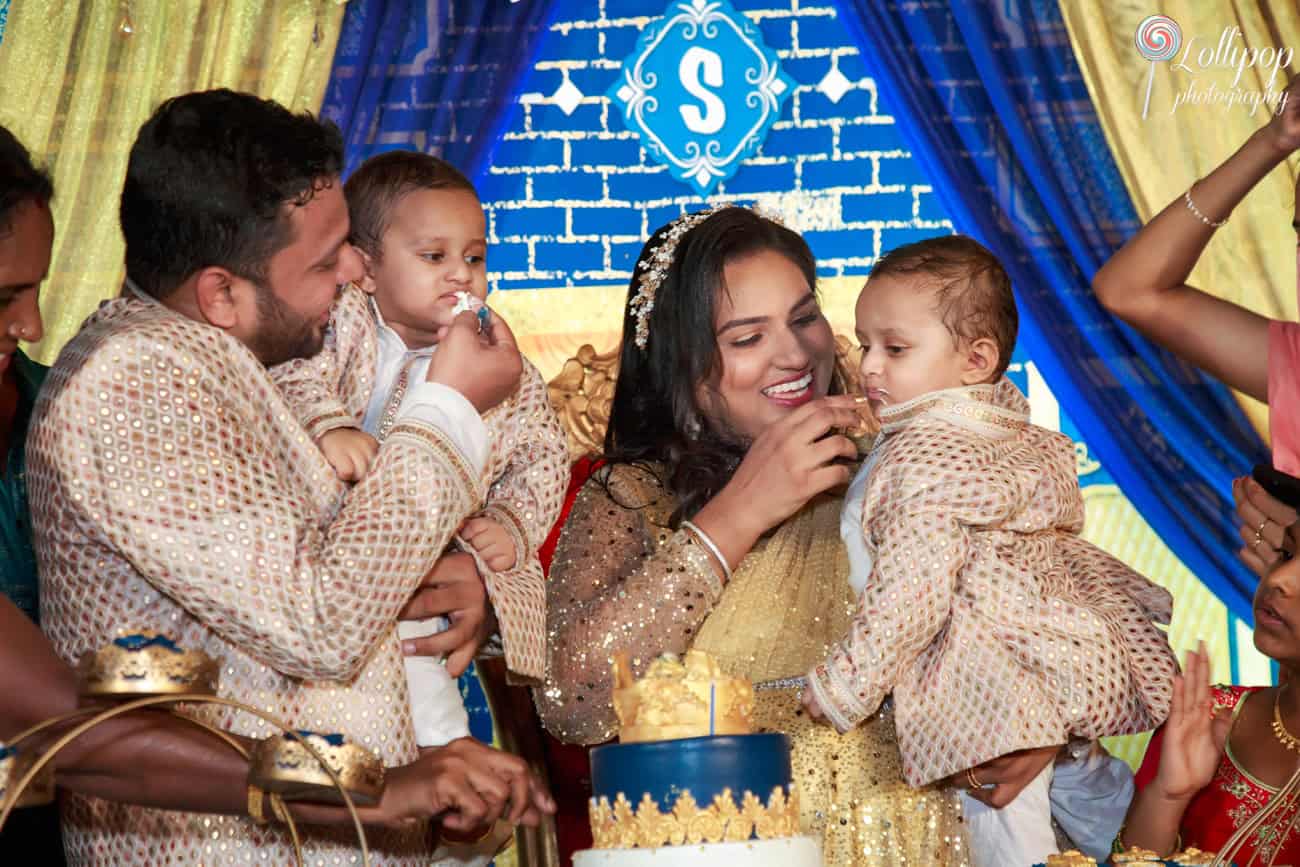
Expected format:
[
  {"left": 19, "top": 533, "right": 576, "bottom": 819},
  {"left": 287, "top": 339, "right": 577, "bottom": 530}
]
[
  {"left": 1061, "top": 1, "right": 1300, "bottom": 438},
  {"left": 0, "top": 0, "right": 346, "bottom": 363}
]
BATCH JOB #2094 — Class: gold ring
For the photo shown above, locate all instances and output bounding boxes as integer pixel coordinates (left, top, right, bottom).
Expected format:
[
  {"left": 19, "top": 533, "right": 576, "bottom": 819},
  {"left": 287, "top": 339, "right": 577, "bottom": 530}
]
[{"left": 965, "top": 768, "right": 983, "bottom": 790}]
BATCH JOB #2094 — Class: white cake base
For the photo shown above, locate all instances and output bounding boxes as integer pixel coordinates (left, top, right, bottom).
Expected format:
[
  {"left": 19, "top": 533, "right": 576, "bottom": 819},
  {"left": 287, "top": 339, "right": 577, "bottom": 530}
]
[{"left": 574, "top": 835, "right": 823, "bottom": 866}]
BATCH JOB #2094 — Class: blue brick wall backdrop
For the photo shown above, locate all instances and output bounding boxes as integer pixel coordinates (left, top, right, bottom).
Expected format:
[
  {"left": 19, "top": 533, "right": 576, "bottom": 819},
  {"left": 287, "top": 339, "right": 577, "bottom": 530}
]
[
  {"left": 478, "top": 0, "right": 951, "bottom": 295},
  {"left": 471, "top": 0, "right": 1272, "bottom": 774}
]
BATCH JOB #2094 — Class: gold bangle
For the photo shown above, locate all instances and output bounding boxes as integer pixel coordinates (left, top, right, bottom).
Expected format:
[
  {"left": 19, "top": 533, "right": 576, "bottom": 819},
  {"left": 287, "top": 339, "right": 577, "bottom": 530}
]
[{"left": 247, "top": 784, "right": 268, "bottom": 825}]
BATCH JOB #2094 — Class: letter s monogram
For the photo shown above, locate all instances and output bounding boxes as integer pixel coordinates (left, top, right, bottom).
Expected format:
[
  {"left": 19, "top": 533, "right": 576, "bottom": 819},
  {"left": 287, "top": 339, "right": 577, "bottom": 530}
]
[{"left": 679, "top": 46, "right": 726, "bottom": 135}]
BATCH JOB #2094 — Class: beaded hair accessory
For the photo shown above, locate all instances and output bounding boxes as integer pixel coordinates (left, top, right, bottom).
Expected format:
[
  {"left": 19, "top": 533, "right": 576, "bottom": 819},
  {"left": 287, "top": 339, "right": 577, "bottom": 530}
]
[{"left": 629, "top": 202, "right": 790, "bottom": 350}]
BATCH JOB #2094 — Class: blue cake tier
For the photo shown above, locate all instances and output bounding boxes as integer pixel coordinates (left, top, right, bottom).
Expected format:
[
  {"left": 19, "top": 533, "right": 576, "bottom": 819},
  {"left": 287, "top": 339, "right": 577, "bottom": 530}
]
[{"left": 590, "top": 732, "right": 792, "bottom": 812}]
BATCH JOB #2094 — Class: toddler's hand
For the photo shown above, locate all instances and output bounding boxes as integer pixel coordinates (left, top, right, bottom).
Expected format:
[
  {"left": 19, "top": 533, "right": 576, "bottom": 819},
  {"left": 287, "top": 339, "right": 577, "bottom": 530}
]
[
  {"left": 318, "top": 427, "right": 379, "bottom": 482},
  {"left": 461, "top": 516, "right": 518, "bottom": 572},
  {"left": 800, "top": 688, "right": 827, "bottom": 724}
]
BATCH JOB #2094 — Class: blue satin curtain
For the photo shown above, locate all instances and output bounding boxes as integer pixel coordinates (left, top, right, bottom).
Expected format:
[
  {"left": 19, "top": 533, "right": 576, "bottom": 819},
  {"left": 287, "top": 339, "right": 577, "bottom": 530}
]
[
  {"left": 321, "top": 0, "right": 557, "bottom": 178},
  {"left": 832, "top": 0, "right": 1267, "bottom": 619}
]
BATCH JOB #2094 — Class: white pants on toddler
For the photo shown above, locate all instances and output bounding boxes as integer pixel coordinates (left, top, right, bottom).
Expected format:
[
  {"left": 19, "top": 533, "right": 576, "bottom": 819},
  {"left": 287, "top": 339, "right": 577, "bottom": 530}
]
[
  {"left": 399, "top": 616, "right": 496, "bottom": 867},
  {"left": 960, "top": 745, "right": 1134, "bottom": 867},
  {"left": 961, "top": 762, "right": 1055, "bottom": 867},
  {"left": 397, "top": 615, "right": 471, "bottom": 747}
]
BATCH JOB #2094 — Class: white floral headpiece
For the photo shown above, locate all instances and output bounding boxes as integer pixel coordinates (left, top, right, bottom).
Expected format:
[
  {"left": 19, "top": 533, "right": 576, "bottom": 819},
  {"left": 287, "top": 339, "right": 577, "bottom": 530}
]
[{"left": 629, "top": 203, "right": 786, "bottom": 350}]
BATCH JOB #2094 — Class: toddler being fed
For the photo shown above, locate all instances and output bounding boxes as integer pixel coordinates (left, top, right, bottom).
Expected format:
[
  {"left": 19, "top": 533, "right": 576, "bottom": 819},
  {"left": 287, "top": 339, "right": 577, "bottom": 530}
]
[
  {"left": 803, "top": 235, "right": 1177, "bottom": 866},
  {"left": 272, "top": 152, "right": 567, "bottom": 779}
]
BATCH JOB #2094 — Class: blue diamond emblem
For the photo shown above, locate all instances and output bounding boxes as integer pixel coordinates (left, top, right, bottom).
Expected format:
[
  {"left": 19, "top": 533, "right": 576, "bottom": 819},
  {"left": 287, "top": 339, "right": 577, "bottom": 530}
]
[{"left": 608, "top": 0, "right": 794, "bottom": 196}]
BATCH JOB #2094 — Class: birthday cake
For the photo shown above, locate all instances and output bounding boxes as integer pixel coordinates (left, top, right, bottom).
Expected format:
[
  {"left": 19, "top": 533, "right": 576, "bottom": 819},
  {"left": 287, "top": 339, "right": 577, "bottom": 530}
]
[{"left": 574, "top": 651, "right": 823, "bottom": 867}]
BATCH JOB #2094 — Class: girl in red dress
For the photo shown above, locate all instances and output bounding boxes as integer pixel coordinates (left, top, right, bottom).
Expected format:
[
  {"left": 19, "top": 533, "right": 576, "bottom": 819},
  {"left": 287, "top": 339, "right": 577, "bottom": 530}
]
[{"left": 1124, "top": 554, "right": 1300, "bottom": 863}]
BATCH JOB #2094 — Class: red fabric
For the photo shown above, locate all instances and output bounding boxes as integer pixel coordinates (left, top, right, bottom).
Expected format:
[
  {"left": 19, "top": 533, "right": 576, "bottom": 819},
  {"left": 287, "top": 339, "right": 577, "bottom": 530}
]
[
  {"left": 1134, "top": 685, "right": 1300, "bottom": 859},
  {"left": 538, "top": 456, "right": 603, "bottom": 577},
  {"left": 537, "top": 456, "right": 607, "bottom": 865}
]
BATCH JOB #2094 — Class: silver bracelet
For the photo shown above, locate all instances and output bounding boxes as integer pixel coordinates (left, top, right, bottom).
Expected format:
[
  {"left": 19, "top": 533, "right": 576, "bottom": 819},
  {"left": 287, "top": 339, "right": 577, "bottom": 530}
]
[
  {"left": 1183, "top": 187, "right": 1229, "bottom": 228},
  {"left": 681, "top": 520, "right": 733, "bottom": 584}
]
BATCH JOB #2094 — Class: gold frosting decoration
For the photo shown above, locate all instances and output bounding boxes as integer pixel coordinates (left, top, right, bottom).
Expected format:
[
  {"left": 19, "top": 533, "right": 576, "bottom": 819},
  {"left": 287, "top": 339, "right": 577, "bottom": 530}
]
[
  {"left": 589, "top": 786, "right": 800, "bottom": 849},
  {"left": 611, "top": 650, "right": 754, "bottom": 742}
]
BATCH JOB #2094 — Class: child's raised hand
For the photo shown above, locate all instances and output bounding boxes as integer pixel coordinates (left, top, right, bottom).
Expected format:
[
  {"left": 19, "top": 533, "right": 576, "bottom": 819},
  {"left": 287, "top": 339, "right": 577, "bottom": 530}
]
[
  {"left": 1153, "top": 642, "right": 1231, "bottom": 802},
  {"left": 1266, "top": 74, "right": 1300, "bottom": 153},
  {"left": 318, "top": 427, "right": 379, "bottom": 482},
  {"left": 460, "top": 515, "right": 518, "bottom": 572}
]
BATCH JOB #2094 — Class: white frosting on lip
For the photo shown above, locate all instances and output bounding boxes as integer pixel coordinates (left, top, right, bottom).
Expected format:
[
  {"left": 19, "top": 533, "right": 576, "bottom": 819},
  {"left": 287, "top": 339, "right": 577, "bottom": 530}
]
[{"left": 450, "top": 291, "right": 483, "bottom": 315}]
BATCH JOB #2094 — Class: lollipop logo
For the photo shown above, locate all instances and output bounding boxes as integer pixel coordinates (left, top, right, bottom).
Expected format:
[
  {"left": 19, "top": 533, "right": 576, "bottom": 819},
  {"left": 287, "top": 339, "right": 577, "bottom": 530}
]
[
  {"left": 1136, "top": 15, "right": 1182, "bottom": 63},
  {"left": 1136, "top": 15, "right": 1181, "bottom": 119}
]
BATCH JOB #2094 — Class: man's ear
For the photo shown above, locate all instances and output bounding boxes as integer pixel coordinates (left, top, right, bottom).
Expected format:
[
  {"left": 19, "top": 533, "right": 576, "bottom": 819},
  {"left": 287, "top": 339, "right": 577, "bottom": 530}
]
[
  {"left": 356, "top": 249, "right": 378, "bottom": 295},
  {"left": 192, "top": 266, "right": 242, "bottom": 330},
  {"left": 960, "top": 337, "right": 1002, "bottom": 385}
]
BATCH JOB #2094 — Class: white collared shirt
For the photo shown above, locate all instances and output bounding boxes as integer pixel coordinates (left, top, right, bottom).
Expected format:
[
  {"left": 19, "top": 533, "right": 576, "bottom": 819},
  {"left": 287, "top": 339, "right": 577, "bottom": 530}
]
[{"left": 361, "top": 298, "right": 488, "bottom": 473}]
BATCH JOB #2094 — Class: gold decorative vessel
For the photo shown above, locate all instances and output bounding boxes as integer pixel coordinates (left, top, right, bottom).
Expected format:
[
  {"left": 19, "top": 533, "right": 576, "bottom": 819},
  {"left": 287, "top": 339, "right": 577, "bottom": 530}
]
[
  {"left": 0, "top": 743, "right": 53, "bottom": 808},
  {"left": 249, "top": 731, "right": 384, "bottom": 806},
  {"left": 1, "top": 636, "right": 375, "bottom": 866},
  {"left": 78, "top": 631, "right": 219, "bottom": 697}
]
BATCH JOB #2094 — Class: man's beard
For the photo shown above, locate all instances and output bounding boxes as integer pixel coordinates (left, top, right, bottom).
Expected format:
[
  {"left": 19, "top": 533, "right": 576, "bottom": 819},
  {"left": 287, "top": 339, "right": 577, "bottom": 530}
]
[{"left": 247, "top": 283, "right": 327, "bottom": 367}]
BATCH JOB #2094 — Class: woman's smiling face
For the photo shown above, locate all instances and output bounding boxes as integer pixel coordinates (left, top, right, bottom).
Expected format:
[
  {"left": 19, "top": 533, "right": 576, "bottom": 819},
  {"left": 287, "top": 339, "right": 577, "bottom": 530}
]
[{"left": 697, "top": 248, "right": 836, "bottom": 441}]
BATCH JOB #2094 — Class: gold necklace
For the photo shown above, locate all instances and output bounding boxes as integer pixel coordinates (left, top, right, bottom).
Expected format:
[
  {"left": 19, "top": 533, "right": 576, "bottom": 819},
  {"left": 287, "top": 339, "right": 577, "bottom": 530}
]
[{"left": 1273, "top": 688, "right": 1300, "bottom": 753}]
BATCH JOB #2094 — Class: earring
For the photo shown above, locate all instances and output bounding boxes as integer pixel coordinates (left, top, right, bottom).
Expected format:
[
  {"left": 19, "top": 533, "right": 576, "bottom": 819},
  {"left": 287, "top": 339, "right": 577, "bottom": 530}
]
[{"left": 684, "top": 415, "right": 701, "bottom": 440}]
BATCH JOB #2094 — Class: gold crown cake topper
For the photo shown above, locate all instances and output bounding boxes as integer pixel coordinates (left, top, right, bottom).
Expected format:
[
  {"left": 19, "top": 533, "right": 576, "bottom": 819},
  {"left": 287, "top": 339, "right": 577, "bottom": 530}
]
[
  {"left": 78, "top": 632, "right": 219, "bottom": 698},
  {"left": 611, "top": 650, "right": 754, "bottom": 743}
]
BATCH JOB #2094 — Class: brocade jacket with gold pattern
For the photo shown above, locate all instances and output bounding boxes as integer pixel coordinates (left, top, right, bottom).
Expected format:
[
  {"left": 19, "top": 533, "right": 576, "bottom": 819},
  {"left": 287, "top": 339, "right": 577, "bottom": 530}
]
[
  {"left": 27, "top": 296, "right": 499, "bottom": 865},
  {"left": 271, "top": 285, "right": 567, "bottom": 682},
  {"left": 808, "top": 379, "right": 1177, "bottom": 787}
]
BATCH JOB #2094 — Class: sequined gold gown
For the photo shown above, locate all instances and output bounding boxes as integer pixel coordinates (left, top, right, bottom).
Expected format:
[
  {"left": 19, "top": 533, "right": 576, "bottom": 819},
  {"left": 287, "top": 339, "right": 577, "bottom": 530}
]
[{"left": 538, "top": 464, "right": 971, "bottom": 865}]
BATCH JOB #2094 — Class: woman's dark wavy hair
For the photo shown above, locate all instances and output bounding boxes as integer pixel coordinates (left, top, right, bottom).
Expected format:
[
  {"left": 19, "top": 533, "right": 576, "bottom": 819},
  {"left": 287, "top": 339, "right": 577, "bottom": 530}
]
[{"left": 603, "top": 206, "right": 837, "bottom": 526}]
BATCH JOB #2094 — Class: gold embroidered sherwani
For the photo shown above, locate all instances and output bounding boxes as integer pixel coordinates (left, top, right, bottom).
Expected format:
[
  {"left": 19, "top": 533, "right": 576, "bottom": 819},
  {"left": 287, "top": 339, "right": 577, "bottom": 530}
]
[
  {"left": 271, "top": 285, "right": 567, "bottom": 681},
  {"left": 808, "top": 380, "right": 1177, "bottom": 787},
  {"left": 27, "top": 296, "right": 499, "bottom": 865},
  {"left": 538, "top": 464, "right": 971, "bottom": 866}
]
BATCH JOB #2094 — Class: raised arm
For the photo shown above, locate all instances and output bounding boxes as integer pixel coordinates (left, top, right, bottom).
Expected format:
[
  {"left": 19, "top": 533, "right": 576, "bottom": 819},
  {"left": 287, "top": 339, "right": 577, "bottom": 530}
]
[
  {"left": 29, "top": 330, "right": 489, "bottom": 683},
  {"left": 1091, "top": 75, "right": 1300, "bottom": 401}
]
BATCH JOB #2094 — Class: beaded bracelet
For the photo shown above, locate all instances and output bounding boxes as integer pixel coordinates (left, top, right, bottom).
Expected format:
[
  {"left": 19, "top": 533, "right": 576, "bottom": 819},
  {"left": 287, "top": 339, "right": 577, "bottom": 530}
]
[
  {"left": 1183, "top": 187, "right": 1229, "bottom": 228},
  {"left": 681, "top": 520, "right": 733, "bottom": 584}
]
